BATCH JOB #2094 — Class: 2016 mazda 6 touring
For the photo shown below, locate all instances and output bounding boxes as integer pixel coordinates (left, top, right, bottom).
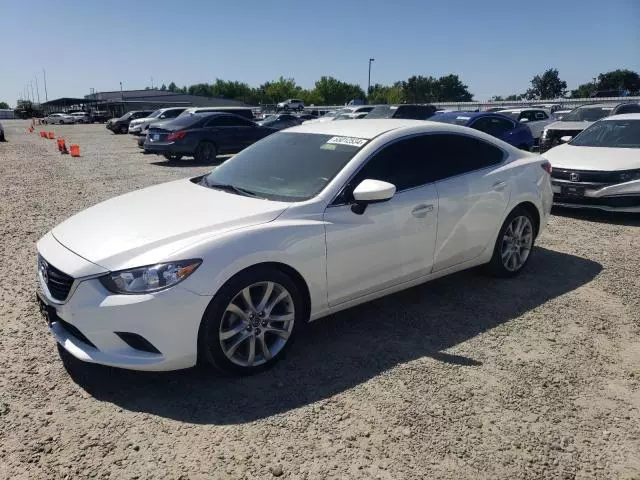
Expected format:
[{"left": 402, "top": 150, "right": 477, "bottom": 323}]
[{"left": 36, "top": 120, "right": 553, "bottom": 375}]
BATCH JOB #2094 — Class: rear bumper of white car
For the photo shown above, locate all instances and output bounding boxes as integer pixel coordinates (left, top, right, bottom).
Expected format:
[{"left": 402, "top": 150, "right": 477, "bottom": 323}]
[
  {"left": 552, "top": 179, "right": 640, "bottom": 212},
  {"left": 36, "top": 234, "right": 212, "bottom": 371}
]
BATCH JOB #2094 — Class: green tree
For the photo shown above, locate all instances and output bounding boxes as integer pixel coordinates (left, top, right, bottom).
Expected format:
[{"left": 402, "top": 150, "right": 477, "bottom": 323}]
[
  {"left": 167, "top": 82, "right": 178, "bottom": 92},
  {"left": 187, "top": 83, "right": 212, "bottom": 97},
  {"left": 313, "top": 76, "right": 365, "bottom": 105},
  {"left": 505, "top": 94, "right": 523, "bottom": 101},
  {"left": 525, "top": 68, "right": 567, "bottom": 100},
  {"left": 596, "top": 69, "right": 640, "bottom": 95},
  {"left": 403, "top": 76, "right": 439, "bottom": 103},
  {"left": 209, "top": 79, "right": 256, "bottom": 103},
  {"left": 0, "top": 101, "right": 9, "bottom": 109},
  {"left": 257, "top": 77, "right": 303, "bottom": 104},
  {"left": 437, "top": 74, "right": 473, "bottom": 101},
  {"left": 160, "top": 84, "right": 167, "bottom": 91},
  {"left": 368, "top": 83, "right": 405, "bottom": 104},
  {"left": 571, "top": 83, "right": 596, "bottom": 98}
]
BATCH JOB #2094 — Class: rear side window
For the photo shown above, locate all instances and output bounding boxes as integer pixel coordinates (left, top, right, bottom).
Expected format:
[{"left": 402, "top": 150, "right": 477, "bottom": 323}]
[
  {"left": 428, "top": 134, "right": 504, "bottom": 179},
  {"left": 208, "top": 115, "right": 254, "bottom": 127},
  {"left": 470, "top": 117, "right": 514, "bottom": 136}
]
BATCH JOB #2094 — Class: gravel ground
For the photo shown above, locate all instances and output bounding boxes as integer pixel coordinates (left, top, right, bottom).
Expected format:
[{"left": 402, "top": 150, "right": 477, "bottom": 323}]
[{"left": 1, "top": 120, "right": 639, "bottom": 480}]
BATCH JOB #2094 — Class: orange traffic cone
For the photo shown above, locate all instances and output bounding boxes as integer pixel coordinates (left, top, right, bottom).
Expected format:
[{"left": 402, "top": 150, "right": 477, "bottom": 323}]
[
  {"left": 47, "top": 132, "right": 55, "bottom": 139},
  {"left": 56, "top": 138, "right": 65, "bottom": 151},
  {"left": 39, "top": 131, "right": 45, "bottom": 137},
  {"left": 70, "top": 144, "right": 80, "bottom": 157}
]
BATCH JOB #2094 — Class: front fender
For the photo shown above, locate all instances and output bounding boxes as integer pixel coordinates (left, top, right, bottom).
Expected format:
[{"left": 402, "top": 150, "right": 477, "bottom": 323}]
[{"left": 175, "top": 218, "right": 328, "bottom": 319}]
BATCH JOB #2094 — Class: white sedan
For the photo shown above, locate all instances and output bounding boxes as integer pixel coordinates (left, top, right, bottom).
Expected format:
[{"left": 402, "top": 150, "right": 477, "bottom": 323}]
[
  {"left": 546, "top": 113, "right": 640, "bottom": 212},
  {"left": 36, "top": 120, "right": 553, "bottom": 374},
  {"left": 43, "top": 113, "right": 75, "bottom": 125}
]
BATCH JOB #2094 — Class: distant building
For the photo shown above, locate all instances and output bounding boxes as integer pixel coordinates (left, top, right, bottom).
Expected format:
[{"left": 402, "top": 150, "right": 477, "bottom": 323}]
[
  {"left": 0, "top": 109, "right": 15, "bottom": 119},
  {"left": 41, "top": 89, "right": 251, "bottom": 117}
]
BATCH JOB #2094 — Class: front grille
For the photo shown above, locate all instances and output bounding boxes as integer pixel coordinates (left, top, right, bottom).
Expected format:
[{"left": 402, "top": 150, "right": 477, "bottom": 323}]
[
  {"left": 540, "top": 129, "right": 584, "bottom": 152},
  {"left": 41, "top": 259, "right": 74, "bottom": 301},
  {"left": 555, "top": 195, "right": 640, "bottom": 208},
  {"left": 551, "top": 168, "right": 635, "bottom": 185}
]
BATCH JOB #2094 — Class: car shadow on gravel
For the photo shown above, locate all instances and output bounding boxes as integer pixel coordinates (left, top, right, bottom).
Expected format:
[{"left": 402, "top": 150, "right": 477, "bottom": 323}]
[
  {"left": 149, "top": 155, "right": 233, "bottom": 168},
  {"left": 552, "top": 206, "right": 640, "bottom": 227},
  {"left": 61, "top": 247, "right": 602, "bottom": 425}
]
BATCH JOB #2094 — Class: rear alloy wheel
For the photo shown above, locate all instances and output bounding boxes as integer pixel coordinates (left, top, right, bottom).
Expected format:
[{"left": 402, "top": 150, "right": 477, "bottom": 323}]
[
  {"left": 485, "top": 207, "right": 535, "bottom": 277},
  {"left": 194, "top": 141, "right": 217, "bottom": 163},
  {"left": 198, "top": 267, "right": 304, "bottom": 375}
]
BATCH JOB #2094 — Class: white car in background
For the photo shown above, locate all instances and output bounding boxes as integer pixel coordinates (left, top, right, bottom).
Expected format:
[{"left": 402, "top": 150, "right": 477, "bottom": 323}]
[
  {"left": 333, "top": 106, "right": 376, "bottom": 120},
  {"left": 36, "top": 119, "right": 552, "bottom": 375},
  {"left": 276, "top": 99, "right": 305, "bottom": 112},
  {"left": 128, "top": 107, "right": 187, "bottom": 135},
  {"left": 70, "top": 112, "right": 91, "bottom": 124},
  {"left": 546, "top": 113, "right": 640, "bottom": 212},
  {"left": 498, "top": 108, "right": 555, "bottom": 143},
  {"left": 43, "top": 113, "right": 75, "bottom": 125}
]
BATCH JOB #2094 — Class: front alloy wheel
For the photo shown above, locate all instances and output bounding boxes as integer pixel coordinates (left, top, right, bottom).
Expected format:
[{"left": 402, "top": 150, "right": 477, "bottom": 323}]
[
  {"left": 219, "top": 281, "right": 295, "bottom": 368},
  {"left": 198, "top": 266, "right": 304, "bottom": 374}
]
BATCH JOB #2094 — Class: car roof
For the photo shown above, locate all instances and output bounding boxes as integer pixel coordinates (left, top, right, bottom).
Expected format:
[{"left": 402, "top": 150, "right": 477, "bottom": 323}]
[
  {"left": 433, "top": 111, "right": 512, "bottom": 121},
  {"left": 288, "top": 119, "right": 477, "bottom": 139},
  {"left": 602, "top": 113, "right": 640, "bottom": 121},
  {"left": 498, "top": 107, "right": 549, "bottom": 112},
  {"left": 577, "top": 103, "right": 618, "bottom": 109}
]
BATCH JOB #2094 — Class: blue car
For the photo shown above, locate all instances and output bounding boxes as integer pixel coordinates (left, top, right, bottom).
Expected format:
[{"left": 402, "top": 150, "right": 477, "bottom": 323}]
[{"left": 431, "top": 111, "right": 534, "bottom": 150}]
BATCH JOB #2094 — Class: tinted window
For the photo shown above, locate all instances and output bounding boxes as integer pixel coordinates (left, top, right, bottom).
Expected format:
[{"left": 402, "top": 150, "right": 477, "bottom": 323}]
[
  {"left": 471, "top": 116, "right": 514, "bottom": 136},
  {"left": 561, "top": 107, "right": 613, "bottom": 122},
  {"left": 164, "top": 109, "right": 182, "bottom": 118},
  {"left": 208, "top": 115, "right": 253, "bottom": 127},
  {"left": 615, "top": 104, "right": 640, "bottom": 114},
  {"left": 349, "top": 136, "right": 435, "bottom": 193},
  {"left": 570, "top": 119, "right": 640, "bottom": 148},
  {"left": 534, "top": 110, "right": 548, "bottom": 120}
]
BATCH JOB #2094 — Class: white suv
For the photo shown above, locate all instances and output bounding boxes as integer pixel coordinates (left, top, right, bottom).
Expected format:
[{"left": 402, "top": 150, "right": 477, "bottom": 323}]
[
  {"left": 277, "top": 99, "right": 305, "bottom": 112},
  {"left": 497, "top": 108, "right": 555, "bottom": 143}
]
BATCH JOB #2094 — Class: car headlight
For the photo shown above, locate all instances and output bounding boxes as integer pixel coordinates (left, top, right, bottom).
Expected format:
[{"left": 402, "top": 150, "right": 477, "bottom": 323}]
[{"left": 99, "top": 259, "right": 201, "bottom": 294}]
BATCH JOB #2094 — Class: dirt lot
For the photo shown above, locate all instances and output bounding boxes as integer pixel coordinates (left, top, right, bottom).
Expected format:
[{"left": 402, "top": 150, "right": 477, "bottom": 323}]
[{"left": 0, "top": 120, "right": 639, "bottom": 480}]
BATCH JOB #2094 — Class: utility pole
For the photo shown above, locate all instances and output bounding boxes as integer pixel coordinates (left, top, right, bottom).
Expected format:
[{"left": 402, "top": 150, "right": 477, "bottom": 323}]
[
  {"left": 30, "top": 81, "right": 36, "bottom": 104},
  {"left": 43, "top": 69, "right": 48, "bottom": 101},
  {"left": 368, "top": 58, "right": 375, "bottom": 97},
  {"left": 35, "top": 76, "right": 41, "bottom": 104}
]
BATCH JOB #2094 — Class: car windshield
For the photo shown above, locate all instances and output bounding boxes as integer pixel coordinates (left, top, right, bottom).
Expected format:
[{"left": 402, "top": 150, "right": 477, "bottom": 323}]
[
  {"left": 366, "top": 105, "right": 398, "bottom": 119},
  {"left": 430, "top": 113, "right": 471, "bottom": 126},
  {"left": 148, "top": 109, "right": 163, "bottom": 118},
  {"left": 569, "top": 119, "right": 640, "bottom": 148},
  {"left": 561, "top": 107, "right": 613, "bottom": 122},
  {"left": 202, "top": 132, "right": 368, "bottom": 201}
]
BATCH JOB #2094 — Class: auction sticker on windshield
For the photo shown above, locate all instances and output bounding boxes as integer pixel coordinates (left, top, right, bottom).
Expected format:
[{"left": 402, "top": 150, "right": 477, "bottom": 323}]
[{"left": 326, "top": 136, "right": 368, "bottom": 148}]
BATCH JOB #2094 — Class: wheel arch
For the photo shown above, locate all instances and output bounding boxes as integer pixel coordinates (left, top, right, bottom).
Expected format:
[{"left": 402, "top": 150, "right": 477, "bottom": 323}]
[{"left": 513, "top": 201, "right": 541, "bottom": 237}]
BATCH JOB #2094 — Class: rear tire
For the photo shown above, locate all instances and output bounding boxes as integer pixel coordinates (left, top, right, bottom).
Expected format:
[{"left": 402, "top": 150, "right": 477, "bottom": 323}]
[
  {"left": 119, "top": 125, "right": 128, "bottom": 134},
  {"left": 198, "top": 266, "right": 305, "bottom": 375},
  {"left": 484, "top": 207, "right": 536, "bottom": 278},
  {"left": 194, "top": 141, "right": 217, "bottom": 163}
]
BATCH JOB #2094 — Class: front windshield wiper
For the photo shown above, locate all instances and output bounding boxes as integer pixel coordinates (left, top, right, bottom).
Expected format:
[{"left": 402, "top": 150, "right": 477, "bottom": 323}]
[{"left": 201, "top": 177, "right": 264, "bottom": 198}]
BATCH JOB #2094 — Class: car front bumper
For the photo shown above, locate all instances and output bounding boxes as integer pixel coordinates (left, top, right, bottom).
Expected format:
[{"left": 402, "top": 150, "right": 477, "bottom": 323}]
[
  {"left": 128, "top": 125, "right": 143, "bottom": 134},
  {"left": 36, "top": 233, "right": 212, "bottom": 371},
  {"left": 552, "top": 179, "right": 640, "bottom": 212}
]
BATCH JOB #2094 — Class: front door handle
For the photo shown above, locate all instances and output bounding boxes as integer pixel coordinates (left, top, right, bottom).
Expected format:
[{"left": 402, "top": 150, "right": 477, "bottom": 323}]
[
  {"left": 411, "top": 204, "right": 434, "bottom": 218},
  {"left": 492, "top": 180, "right": 507, "bottom": 191}
]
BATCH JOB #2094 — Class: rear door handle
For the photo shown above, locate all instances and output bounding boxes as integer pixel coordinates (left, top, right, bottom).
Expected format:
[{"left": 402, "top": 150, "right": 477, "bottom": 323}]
[
  {"left": 411, "top": 204, "right": 434, "bottom": 217},
  {"left": 492, "top": 181, "right": 507, "bottom": 191}
]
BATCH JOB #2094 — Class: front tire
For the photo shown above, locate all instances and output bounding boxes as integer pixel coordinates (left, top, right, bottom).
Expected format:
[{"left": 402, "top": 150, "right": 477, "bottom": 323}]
[
  {"left": 194, "top": 141, "right": 217, "bottom": 162},
  {"left": 198, "top": 266, "right": 305, "bottom": 375},
  {"left": 485, "top": 207, "right": 536, "bottom": 278}
]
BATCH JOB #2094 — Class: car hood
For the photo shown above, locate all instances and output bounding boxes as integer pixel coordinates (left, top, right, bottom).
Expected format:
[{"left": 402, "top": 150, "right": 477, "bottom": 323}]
[
  {"left": 545, "top": 120, "right": 593, "bottom": 132},
  {"left": 51, "top": 178, "right": 288, "bottom": 270},
  {"left": 545, "top": 143, "right": 640, "bottom": 171},
  {"left": 129, "top": 118, "right": 148, "bottom": 125}
]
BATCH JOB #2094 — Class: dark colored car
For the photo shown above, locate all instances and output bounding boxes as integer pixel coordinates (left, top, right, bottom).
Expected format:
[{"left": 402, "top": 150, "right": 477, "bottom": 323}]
[
  {"left": 297, "top": 113, "right": 317, "bottom": 121},
  {"left": 540, "top": 102, "right": 640, "bottom": 152},
  {"left": 431, "top": 112, "right": 534, "bottom": 150},
  {"left": 144, "top": 112, "right": 277, "bottom": 162},
  {"left": 257, "top": 113, "right": 302, "bottom": 130},
  {"left": 106, "top": 110, "right": 154, "bottom": 134},
  {"left": 365, "top": 104, "right": 437, "bottom": 120}
]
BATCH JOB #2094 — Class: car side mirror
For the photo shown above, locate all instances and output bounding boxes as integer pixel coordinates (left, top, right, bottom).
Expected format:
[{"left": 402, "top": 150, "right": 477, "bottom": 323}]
[
  {"left": 519, "top": 118, "right": 529, "bottom": 123},
  {"left": 560, "top": 136, "right": 572, "bottom": 143},
  {"left": 351, "top": 179, "right": 396, "bottom": 215}
]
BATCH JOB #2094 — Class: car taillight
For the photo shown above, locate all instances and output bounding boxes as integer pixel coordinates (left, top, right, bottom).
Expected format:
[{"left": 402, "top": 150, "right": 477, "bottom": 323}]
[
  {"left": 541, "top": 161, "right": 552, "bottom": 174},
  {"left": 167, "top": 131, "right": 186, "bottom": 142}
]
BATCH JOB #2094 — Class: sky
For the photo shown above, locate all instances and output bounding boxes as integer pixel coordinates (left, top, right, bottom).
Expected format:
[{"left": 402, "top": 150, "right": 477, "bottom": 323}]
[{"left": 2, "top": 0, "right": 639, "bottom": 106}]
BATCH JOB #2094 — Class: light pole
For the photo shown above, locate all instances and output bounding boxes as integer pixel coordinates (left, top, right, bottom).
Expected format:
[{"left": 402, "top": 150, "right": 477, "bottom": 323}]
[{"left": 368, "top": 58, "right": 375, "bottom": 96}]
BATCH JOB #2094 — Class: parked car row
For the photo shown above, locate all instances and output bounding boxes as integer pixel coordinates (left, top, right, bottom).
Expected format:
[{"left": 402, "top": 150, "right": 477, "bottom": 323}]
[{"left": 42, "top": 111, "right": 107, "bottom": 124}]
